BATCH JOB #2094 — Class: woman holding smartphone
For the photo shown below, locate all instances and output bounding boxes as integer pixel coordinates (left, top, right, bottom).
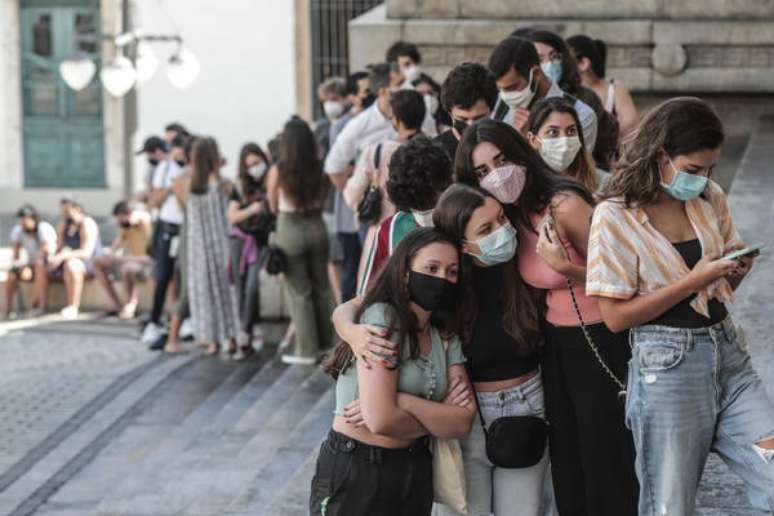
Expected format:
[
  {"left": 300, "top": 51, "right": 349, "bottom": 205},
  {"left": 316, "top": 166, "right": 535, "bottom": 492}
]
[{"left": 587, "top": 97, "right": 774, "bottom": 514}]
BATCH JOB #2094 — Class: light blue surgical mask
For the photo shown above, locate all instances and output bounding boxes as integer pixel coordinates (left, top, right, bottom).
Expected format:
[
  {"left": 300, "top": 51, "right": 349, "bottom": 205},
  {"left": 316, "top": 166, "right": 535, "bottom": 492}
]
[
  {"left": 465, "top": 222, "right": 518, "bottom": 266},
  {"left": 661, "top": 159, "right": 708, "bottom": 201},
  {"left": 541, "top": 60, "right": 563, "bottom": 84}
]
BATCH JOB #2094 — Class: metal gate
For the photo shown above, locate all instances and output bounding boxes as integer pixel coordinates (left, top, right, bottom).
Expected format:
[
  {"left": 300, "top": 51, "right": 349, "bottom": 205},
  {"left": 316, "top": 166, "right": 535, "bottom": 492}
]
[{"left": 309, "top": 0, "right": 383, "bottom": 118}]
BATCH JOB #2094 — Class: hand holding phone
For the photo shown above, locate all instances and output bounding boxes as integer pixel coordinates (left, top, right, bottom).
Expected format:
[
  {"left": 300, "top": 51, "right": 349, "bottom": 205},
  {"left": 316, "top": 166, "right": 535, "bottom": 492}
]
[{"left": 720, "top": 244, "right": 764, "bottom": 261}]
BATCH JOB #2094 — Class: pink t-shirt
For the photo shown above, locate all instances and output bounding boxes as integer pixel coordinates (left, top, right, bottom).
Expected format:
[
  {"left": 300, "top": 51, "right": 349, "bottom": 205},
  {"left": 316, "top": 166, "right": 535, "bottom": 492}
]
[{"left": 518, "top": 209, "right": 602, "bottom": 326}]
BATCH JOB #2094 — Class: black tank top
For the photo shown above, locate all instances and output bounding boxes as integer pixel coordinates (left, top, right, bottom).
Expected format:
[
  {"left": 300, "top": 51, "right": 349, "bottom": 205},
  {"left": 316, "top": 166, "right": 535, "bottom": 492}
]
[
  {"left": 466, "top": 263, "right": 540, "bottom": 382},
  {"left": 650, "top": 239, "right": 728, "bottom": 328}
]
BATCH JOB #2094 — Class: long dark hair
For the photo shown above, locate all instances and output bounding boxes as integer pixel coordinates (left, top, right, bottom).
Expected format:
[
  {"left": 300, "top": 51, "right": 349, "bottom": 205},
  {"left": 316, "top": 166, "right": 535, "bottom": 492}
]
[
  {"left": 189, "top": 137, "right": 222, "bottom": 195},
  {"left": 602, "top": 97, "right": 724, "bottom": 207},
  {"left": 237, "top": 142, "right": 270, "bottom": 200},
  {"left": 277, "top": 117, "right": 327, "bottom": 211},
  {"left": 433, "top": 184, "right": 542, "bottom": 352},
  {"left": 526, "top": 97, "right": 599, "bottom": 192},
  {"left": 454, "top": 119, "right": 593, "bottom": 233},
  {"left": 323, "top": 228, "right": 463, "bottom": 379}
]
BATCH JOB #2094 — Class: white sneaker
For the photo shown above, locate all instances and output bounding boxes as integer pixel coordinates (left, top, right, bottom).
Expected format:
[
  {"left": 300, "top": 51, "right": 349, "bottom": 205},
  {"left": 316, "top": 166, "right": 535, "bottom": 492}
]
[
  {"left": 281, "top": 354, "right": 317, "bottom": 366},
  {"left": 141, "top": 322, "right": 165, "bottom": 345},
  {"left": 60, "top": 306, "right": 79, "bottom": 320},
  {"left": 179, "top": 318, "right": 195, "bottom": 340}
]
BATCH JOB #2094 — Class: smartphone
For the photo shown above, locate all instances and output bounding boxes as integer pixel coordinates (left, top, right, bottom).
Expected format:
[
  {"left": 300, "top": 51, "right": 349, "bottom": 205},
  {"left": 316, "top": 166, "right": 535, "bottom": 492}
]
[{"left": 721, "top": 244, "right": 764, "bottom": 261}]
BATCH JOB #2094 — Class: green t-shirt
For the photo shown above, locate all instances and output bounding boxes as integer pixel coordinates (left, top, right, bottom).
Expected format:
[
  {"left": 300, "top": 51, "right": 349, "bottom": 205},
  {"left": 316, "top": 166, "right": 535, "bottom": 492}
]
[{"left": 334, "top": 302, "right": 466, "bottom": 415}]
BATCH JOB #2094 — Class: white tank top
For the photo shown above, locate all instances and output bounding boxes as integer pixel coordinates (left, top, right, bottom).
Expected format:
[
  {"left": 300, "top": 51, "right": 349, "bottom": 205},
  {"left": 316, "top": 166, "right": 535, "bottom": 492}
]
[{"left": 605, "top": 79, "right": 616, "bottom": 114}]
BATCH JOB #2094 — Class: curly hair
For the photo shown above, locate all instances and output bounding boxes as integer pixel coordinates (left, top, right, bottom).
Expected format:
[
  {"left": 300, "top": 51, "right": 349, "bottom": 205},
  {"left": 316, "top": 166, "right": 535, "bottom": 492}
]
[
  {"left": 440, "top": 62, "right": 499, "bottom": 113},
  {"left": 386, "top": 135, "right": 452, "bottom": 212}
]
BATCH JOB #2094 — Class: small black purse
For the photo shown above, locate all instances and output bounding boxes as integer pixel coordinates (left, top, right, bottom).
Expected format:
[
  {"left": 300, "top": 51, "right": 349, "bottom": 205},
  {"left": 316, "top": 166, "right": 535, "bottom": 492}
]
[
  {"left": 466, "top": 363, "right": 548, "bottom": 469},
  {"left": 260, "top": 244, "right": 287, "bottom": 275},
  {"left": 356, "top": 143, "right": 383, "bottom": 225}
]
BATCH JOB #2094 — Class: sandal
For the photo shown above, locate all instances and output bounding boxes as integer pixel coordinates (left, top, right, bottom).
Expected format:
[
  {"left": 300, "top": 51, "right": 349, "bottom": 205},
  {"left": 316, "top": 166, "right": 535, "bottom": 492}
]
[{"left": 204, "top": 342, "right": 220, "bottom": 356}]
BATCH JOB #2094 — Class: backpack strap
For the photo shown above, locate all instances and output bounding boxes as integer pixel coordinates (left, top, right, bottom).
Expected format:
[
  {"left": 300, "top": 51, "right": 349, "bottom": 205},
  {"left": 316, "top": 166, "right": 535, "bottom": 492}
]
[{"left": 373, "top": 143, "right": 383, "bottom": 170}]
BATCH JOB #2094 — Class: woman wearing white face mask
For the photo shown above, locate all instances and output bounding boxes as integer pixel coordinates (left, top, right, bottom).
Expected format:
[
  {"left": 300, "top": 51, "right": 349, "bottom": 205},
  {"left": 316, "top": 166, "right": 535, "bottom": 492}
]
[
  {"left": 526, "top": 97, "right": 608, "bottom": 192},
  {"left": 226, "top": 142, "right": 274, "bottom": 358},
  {"left": 456, "top": 119, "right": 640, "bottom": 516}
]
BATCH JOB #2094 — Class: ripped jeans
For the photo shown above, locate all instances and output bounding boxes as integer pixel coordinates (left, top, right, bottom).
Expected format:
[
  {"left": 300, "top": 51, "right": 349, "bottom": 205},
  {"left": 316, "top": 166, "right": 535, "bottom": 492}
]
[{"left": 627, "top": 317, "right": 774, "bottom": 515}]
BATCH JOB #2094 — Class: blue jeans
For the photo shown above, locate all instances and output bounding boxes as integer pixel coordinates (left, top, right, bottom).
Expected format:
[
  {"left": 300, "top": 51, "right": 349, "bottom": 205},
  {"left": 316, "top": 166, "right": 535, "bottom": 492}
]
[
  {"left": 626, "top": 317, "right": 774, "bottom": 515},
  {"left": 447, "top": 373, "right": 550, "bottom": 516}
]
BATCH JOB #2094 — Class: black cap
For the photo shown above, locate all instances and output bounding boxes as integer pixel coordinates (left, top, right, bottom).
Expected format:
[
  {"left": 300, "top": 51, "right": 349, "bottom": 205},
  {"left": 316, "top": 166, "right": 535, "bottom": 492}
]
[
  {"left": 16, "top": 204, "right": 37, "bottom": 218},
  {"left": 136, "top": 136, "right": 167, "bottom": 155}
]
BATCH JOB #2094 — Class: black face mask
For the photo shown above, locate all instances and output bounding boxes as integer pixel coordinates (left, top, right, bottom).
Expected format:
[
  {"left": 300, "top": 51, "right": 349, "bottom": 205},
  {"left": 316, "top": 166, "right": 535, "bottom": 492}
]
[
  {"left": 452, "top": 118, "right": 469, "bottom": 138},
  {"left": 361, "top": 93, "right": 376, "bottom": 109},
  {"left": 120, "top": 221, "right": 132, "bottom": 229},
  {"left": 64, "top": 217, "right": 75, "bottom": 226},
  {"left": 175, "top": 160, "right": 186, "bottom": 167},
  {"left": 23, "top": 226, "right": 37, "bottom": 234},
  {"left": 148, "top": 158, "right": 160, "bottom": 167},
  {"left": 408, "top": 271, "right": 458, "bottom": 312}
]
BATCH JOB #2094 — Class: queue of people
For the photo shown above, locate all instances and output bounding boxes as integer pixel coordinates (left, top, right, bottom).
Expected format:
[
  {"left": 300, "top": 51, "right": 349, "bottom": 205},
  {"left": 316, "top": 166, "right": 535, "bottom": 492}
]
[
  {"left": 3, "top": 27, "right": 772, "bottom": 516},
  {"left": 306, "top": 33, "right": 774, "bottom": 516}
]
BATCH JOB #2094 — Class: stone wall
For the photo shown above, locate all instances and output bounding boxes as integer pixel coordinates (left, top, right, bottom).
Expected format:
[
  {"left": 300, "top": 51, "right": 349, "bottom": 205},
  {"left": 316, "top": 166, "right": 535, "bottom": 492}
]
[{"left": 350, "top": 2, "right": 774, "bottom": 94}]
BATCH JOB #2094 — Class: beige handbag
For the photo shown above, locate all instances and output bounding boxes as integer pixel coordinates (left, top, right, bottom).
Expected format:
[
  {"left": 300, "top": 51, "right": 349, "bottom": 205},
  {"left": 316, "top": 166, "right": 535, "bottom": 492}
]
[
  {"left": 432, "top": 336, "right": 467, "bottom": 514},
  {"left": 431, "top": 436, "right": 467, "bottom": 513}
]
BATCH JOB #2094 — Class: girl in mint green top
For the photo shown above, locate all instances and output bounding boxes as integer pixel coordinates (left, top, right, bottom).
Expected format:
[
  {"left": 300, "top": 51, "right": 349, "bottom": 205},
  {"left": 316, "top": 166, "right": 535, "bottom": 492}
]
[{"left": 312, "top": 228, "right": 475, "bottom": 516}]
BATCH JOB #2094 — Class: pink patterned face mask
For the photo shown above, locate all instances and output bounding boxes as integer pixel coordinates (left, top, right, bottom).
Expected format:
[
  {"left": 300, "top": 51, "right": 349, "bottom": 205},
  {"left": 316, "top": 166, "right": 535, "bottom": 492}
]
[{"left": 479, "top": 163, "right": 526, "bottom": 205}]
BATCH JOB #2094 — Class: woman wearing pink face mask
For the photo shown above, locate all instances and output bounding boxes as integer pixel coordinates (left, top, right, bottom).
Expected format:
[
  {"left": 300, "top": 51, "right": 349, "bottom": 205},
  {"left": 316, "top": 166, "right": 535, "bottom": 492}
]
[{"left": 455, "top": 119, "right": 639, "bottom": 516}]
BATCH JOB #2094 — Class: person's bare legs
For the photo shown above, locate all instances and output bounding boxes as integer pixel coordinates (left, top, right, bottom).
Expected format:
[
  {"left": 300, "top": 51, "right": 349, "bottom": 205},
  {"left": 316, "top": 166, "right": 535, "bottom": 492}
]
[
  {"left": 163, "top": 312, "right": 185, "bottom": 353},
  {"left": 62, "top": 259, "right": 86, "bottom": 312},
  {"left": 32, "top": 259, "right": 48, "bottom": 310},
  {"left": 4, "top": 270, "right": 18, "bottom": 317},
  {"left": 119, "top": 261, "right": 143, "bottom": 319},
  {"left": 93, "top": 256, "right": 122, "bottom": 312}
]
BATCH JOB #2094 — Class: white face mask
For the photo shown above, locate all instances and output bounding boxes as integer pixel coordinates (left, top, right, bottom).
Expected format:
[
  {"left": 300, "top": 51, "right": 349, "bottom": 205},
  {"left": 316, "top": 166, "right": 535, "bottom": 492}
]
[
  {"left": 499, "top": 69, "right": 536, "bottom": 110},
  {"left": 247, "top": 162, "right": 267, "bottom": 181},
  {"left": 403, "top": 65, "right": 421, "bottom": 83},
  {"left": 412, "top": 209, "right": 434, "bottom": 227},
  {"left": 424, "top": 94, "right": 439, "bottom": 115},
  {"left": 539, "top": 136, "right": 582, "bottom": 172},
  {"left": 323, "top": 100, "right": 344, "bottom": 120}
]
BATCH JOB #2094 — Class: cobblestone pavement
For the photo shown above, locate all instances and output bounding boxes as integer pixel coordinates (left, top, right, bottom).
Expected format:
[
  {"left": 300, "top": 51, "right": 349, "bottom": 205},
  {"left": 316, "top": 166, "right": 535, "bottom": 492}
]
[{"left": 0, "top": 319, "right": 154, "bottom": 475}]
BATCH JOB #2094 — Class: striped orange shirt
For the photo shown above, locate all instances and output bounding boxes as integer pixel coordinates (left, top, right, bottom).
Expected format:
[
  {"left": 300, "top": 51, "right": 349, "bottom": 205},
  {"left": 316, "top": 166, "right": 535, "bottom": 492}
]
[{"left": 586, "top": 181, "right": 742, "bottom": 317}]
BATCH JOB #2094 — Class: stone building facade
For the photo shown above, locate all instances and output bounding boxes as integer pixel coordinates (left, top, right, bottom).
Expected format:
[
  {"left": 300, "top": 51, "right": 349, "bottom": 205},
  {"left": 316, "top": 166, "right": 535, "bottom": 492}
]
[{"left": 349, "top": 1, "right": 774, "bottom": 94}]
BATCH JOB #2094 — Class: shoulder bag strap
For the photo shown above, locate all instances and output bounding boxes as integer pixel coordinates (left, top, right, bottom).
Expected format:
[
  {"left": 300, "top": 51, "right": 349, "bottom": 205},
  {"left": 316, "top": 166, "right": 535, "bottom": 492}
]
[{"left": 547, "top": 203, "right": 627, "bottom": 399}]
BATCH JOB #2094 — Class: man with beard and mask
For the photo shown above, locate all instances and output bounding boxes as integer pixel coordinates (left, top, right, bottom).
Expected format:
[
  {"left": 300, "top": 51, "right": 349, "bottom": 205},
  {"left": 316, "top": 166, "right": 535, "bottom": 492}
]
[
  {"left": 434, "top": 62, "right": 499, "bottom": 163},
  {"left": 139, "top": 135, "right": 185, "bottom": 347},
  {"left": 489, "top": 36, "right": 597, "bottom": 150},
  {"left": 325, "top": 63, "right": 403, "bottom": 302},
  {"left": 3, "top": 204, "right": 57, "bottom": 319},
  {"left": 93, "top": 201, "right": 152, "bottom": 320}
]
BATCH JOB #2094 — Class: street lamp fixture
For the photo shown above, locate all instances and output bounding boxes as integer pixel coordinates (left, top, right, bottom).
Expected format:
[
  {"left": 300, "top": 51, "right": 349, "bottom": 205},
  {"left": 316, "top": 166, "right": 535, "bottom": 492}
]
[{"left": 59, "top": 29, "right": 198, "bottom": 97}]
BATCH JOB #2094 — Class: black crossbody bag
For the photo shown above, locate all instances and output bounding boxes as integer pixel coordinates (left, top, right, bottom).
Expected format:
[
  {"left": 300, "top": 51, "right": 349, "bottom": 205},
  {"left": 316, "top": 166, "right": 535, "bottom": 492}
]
[
  {"left": 356, "top": 143, "right": 383, "bottom": 225},
  {"left": 465, "top": 363, "right": 548, "bottom": 469}
]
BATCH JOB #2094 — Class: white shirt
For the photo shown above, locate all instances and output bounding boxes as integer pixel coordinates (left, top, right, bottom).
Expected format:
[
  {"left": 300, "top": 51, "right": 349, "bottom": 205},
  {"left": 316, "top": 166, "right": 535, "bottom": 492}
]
[
  {"left": 151, "top": 160, "right": 185, "bottom": 225},
  {"left": 10, "top": 222, "right": 57, "bottom": 262},
  {"left": 494, "top": 81, "right": 598, "bottom": 151},
  {"left": 324, "top": 103, "right": 397, "bottom": 176}
]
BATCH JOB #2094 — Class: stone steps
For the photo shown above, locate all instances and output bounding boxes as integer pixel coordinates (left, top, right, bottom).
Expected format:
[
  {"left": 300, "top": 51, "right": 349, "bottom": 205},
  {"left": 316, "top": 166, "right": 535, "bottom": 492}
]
[
  {"left": 89, "top": 352, "right": 276, "bottom": 515},
  {"left": 222, "top": 388, "right": 335, "bottom": 515}
]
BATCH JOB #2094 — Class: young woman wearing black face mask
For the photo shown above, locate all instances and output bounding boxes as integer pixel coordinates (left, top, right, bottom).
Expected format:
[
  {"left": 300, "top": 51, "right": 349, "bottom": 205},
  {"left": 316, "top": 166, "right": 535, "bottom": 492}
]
[{"left": 314, "top": 228, "right": 475, "bottom": 516}]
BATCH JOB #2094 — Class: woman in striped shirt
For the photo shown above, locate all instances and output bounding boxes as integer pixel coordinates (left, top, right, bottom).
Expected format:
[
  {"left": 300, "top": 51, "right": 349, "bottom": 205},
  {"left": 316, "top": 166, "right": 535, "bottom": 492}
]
[{"left": 587, "top": 97, "right": 774, "bottom": 515}]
